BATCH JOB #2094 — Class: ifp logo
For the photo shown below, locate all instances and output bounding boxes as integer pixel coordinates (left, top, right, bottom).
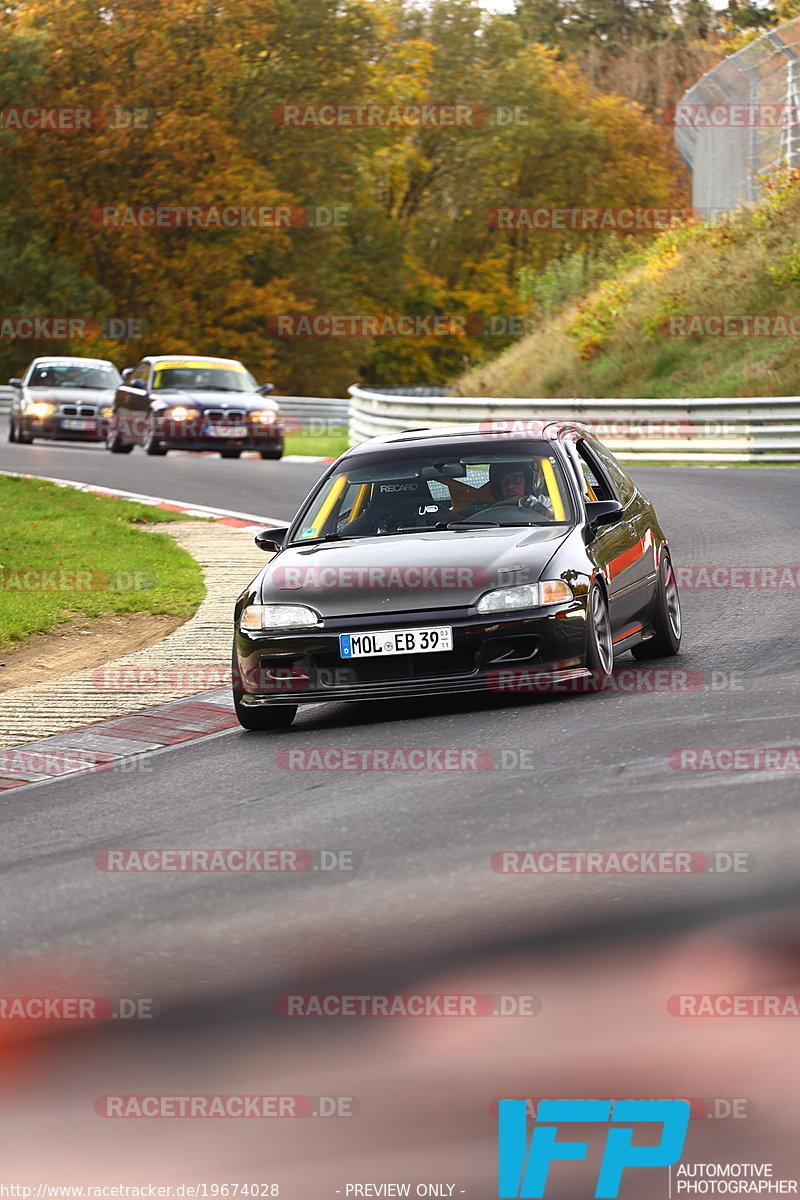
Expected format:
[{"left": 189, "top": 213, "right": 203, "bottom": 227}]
[{"left": 498, "top": 1098, "right": 690, "bottom": 1197}]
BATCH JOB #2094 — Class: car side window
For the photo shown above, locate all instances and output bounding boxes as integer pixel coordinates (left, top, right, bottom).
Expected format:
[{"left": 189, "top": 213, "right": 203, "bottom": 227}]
[
  {"left": 587, "top": 438, "right": 636, "bottom": 504},
  {"left": 131, "top": 362, "right": 149, "bottom": 383},
  {"left": 575, "top": 441, "right": 615, "bottom": 502}
]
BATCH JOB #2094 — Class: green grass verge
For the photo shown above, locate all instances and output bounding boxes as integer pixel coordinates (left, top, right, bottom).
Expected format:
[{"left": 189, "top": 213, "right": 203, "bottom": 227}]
[
  {"left": 284, "top": 426, "right": 349, "bottom": 458},
  {"left": 0, "top": 475, "right": 206, "bottom": 647},
  {"left": 452, "top": 171, "right": 800, "bottom": 401}
]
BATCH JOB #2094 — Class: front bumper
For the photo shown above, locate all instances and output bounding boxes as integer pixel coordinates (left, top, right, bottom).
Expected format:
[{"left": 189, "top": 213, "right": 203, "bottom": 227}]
[
  {"left": 234, "top": 603, "right": 588, "bottom": 707},
  {"left": 23, "top": 416, "right": 109, "bottom": 442},
  {"left": 158, "top": 434, "right": 284, "bottom": 452}
]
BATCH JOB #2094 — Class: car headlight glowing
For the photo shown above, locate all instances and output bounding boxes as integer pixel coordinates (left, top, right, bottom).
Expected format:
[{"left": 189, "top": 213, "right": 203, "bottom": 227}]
[
  {"left": 25, "top": 401, "right": 56, "bottom": 418},
  {"left": 240, "top": 604, "right": 320, "bottom": 631},
  {"left": 251, "top": 409, "right": 276, "bottom": 424},
  {"left": 169, "top": 406, "right": 200, "bottom": 421},
  {"left": 475, "top": 580, "right": 572, "bottom": 614}
]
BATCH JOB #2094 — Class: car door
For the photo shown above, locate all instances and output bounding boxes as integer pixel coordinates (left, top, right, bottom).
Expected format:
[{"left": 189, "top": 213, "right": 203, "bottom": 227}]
[
  {"left": 115, "top": 360, "right": 150, "bottom": 443},
  {"left": 574, "top": 437, "right": 655, "bottom": 633}
]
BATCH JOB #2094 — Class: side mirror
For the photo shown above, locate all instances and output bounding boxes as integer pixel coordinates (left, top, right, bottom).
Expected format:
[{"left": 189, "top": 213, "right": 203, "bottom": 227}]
[
  {"left": 8, "top": 378, "right": 21, "bottom": 387},
  {"left": 257, "top": 383, "right": 274, "bottom": 395},
  {"left": 121, "top": 367, "right": 133, "bottom": 382},
  {"left": 586, "top": 499, "right": 623, "bottom": 529},
  {"left": 254, "top": 527, "right": 287, "bottom": 552}
]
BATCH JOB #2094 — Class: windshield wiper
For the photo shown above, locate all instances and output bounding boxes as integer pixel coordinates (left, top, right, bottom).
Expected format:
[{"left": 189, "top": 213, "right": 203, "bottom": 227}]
[{"left": 392, "top": 520, "right": 501, "bottom": 533}]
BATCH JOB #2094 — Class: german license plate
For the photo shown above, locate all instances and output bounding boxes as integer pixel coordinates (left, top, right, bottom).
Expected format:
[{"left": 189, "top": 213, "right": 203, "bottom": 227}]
[
  {"left": 210, "top": 425, "right": 247, "bottom": 438},
  {"left": 61, "top": 418, "right": 95, "bottom": 431},
  {"left": 339, "top": 626, "right": 453, "bottom": 659}
]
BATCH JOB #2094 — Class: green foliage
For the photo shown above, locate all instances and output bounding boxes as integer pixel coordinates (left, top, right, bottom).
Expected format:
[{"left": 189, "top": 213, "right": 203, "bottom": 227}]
[{"left": 453, "top": 173, "right": 800, "bottom": 399}]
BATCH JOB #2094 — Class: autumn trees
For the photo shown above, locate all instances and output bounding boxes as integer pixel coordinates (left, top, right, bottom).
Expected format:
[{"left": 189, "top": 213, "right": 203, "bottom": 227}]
[{"left": 1, "top": 0, "right": 688, "bottom": 392}]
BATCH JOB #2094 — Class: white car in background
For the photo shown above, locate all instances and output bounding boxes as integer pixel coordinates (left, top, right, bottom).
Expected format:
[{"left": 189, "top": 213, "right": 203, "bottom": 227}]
[{"left": 8, "top": 356, "right": 121, "bottom": 445}]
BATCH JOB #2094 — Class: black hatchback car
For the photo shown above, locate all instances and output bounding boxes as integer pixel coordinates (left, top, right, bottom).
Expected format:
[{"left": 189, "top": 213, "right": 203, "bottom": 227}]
[
  {"left": 232, "top": 422, "right": 682, "bottom": 729},
  {"left": 107, "top": 354, "right": 283, "bottom": 458}
]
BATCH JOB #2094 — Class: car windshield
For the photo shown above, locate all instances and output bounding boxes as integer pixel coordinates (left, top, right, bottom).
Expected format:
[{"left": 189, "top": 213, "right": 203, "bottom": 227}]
[
  {"left": 151, "top": 362, "right": 256, "bottom": 392},
  {"left": 28, "top": 362, "right": 120, "bottom": 389},
  {"left": 291, "top": 442, "right": 576, "bottom": 542}
]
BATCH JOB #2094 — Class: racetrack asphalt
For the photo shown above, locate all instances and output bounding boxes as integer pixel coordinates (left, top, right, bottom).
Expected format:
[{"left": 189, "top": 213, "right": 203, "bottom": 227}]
[{"left": 0, "top": 420, "right": 797, "bottom": 1006}]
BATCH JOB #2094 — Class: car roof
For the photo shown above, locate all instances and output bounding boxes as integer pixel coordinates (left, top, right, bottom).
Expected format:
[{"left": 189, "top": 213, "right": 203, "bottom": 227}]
[
  {"left": 143, "top": 355, "right": 246, "bottom": 367},
  {"left": 341, "top": 421, "right": 588, "bottom": 457},
  {"left": 28, "top": 356, "right": 116, "bottom": 368}
]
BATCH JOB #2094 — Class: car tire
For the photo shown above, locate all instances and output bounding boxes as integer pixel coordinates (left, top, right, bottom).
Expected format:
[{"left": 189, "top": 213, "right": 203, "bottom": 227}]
[
  {"left": 144, "top": 419, "right": 167, "bottom": 456},
  {"left": 632, "top": 552, "right": 682, "bottom": 659},
  {"left": 584, "top": 581, "right": 614, "bottom": 691},
  {"left": 259, "top": 449, "right": 282, "bottom": 460},
  {"left": 7, "top": 418, "right": 16, "bottom": 443},
  {"left": 220, "top": 449, "right": 242, "bottom": 460},
  {"left": 107, "top": 421, "right": 133, "bottom": 454}
]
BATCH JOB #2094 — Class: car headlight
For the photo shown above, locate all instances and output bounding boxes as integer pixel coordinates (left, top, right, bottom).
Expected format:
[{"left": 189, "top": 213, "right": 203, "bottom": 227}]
[
  {"left": 100, "top": 406, "right": 114, "bottom": 417},
  {"left": 169, "top": 406, "right": 200, "bottom": 421},
  {"left": 240, "top": 604, "right": 320, "bottom": 630},
  {"left": 475, "top": 580, "right": 573, "bottom": 614},
  {"left": 251, "top": 410, "right": 276, "bottom": 424},
  {"left": 25, "top": 401, "right": 56, "bottom": 418}
]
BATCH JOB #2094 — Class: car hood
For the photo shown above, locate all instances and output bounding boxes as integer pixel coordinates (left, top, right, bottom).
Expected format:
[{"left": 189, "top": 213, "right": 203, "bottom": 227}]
[
  {"left": 25, "top": 387, "right": 117, "bottom": 404},
  {"left": 259, "top": 525, "right": 572, "bottom": 617},
  {"left": 153, "top": 390, "right": 278, "bottom": 411}
]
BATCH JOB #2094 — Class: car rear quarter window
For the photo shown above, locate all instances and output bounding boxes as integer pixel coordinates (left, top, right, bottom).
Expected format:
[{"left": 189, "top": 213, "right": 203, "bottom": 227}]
[
  {"left": 574, "top": 440, "right": 616, "bottom": 502},
  {"left": 587, "top": 437, "right": 637, "bottom": 503}
]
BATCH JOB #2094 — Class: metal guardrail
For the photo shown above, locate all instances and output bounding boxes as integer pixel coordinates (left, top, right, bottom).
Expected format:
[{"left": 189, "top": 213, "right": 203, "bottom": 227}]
[
  {"left": 277, "top": 395, "right": 349, "bottom": 427},
  {"left": 675, "top": 17, "right": 800, "bottom": 216},
  {"left": 347, "top": 385, "right": 800, "bottom": 463},
  {"left": 0, "top": 389, "right": 349, "bottom": 423},
  {"left": 4, "top": 381, "right": 797, "bottom": 462}
]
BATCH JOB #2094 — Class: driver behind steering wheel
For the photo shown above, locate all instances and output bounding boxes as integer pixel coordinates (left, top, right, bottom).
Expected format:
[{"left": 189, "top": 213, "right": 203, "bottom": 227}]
[{"left": 463, "top": 461, "right": 553, "bottom": 519}]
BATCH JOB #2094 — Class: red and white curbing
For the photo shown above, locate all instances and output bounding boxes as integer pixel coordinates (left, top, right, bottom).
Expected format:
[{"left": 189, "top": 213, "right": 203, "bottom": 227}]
[
  {"left": 0, "top": 473, "right": 295, "bottom": 791},
  {"left": 0, "top": 691, "right": 241, "bottom": 792},
  {"left": 0, "top": 470, "right": 288, "bottom": 530}
]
